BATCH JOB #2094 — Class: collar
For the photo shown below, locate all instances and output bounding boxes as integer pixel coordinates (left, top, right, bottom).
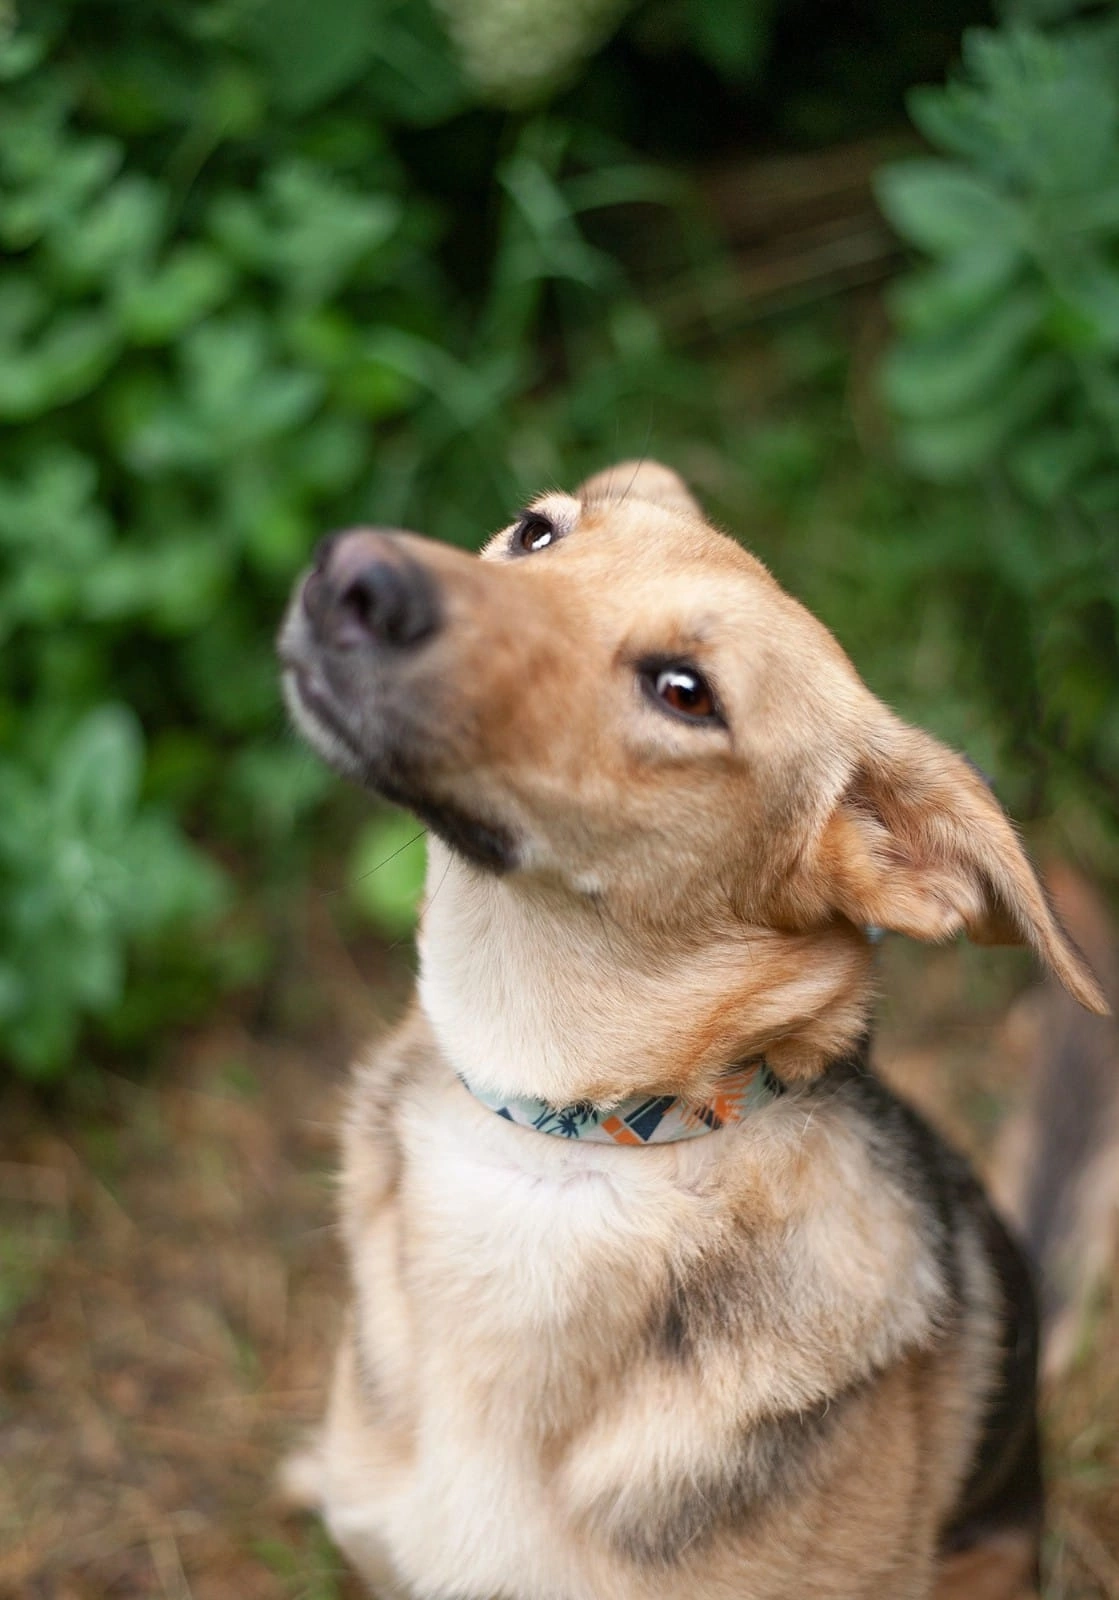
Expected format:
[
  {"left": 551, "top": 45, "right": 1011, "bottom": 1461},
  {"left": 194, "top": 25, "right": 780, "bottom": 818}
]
[{"left": 460, "top": 1058, "right": 784, "bottom": 1144}]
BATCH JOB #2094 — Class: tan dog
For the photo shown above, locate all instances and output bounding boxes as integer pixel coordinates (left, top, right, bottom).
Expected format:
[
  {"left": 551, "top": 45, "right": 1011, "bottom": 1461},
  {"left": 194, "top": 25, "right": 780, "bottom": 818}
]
[{"left": 278, "top": 461, "right": 1108, "bottom": 1600}]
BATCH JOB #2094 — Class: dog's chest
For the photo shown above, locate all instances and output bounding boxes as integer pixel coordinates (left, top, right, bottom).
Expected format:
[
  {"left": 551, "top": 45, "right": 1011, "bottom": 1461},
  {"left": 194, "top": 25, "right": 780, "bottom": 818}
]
[
  {"left": 337, "top": 1072, "right": 955, "bottom": 1599},
  {"left": 395, "top": 1089, "right": 690, "bottom": 1346},
  {"left": 348, "top": 1100, "right": 691, "bottom": 1595}
]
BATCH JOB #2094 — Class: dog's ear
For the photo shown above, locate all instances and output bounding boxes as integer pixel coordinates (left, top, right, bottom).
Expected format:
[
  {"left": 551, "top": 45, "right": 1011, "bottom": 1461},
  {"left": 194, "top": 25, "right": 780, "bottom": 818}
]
[
  {"left": 814, "top": 719, "right": 1109, "bottom": 1014},
  {"left": 577, "top": 460, "right": 701, "bottom": 517}
]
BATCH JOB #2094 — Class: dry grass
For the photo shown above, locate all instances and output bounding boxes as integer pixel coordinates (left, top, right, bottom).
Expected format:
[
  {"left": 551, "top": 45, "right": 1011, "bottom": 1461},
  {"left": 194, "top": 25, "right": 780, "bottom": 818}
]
[
  {"left": 0, "top": 1011, "right": 366, "bottom": 1600},
  {"left": 1, "top": 926, "right": 1116, "bottom": 1598}
]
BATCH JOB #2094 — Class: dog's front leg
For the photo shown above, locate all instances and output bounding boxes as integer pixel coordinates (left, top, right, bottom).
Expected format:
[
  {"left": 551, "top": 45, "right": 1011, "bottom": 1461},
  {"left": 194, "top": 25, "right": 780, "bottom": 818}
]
[
  {"left": 308, "top": 1322, "right": 413, "bottom": 1597},
  {"left": 554, "top": 1351, "right": 945, "bottom": 1597}
]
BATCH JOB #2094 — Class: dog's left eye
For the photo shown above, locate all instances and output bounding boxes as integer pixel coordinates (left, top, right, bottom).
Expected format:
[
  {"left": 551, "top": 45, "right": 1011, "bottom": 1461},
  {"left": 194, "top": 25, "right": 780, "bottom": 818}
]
[
  {"left": 512, "top": 513, "right": 557, "bottom": 555},
  {"left": 643, "top": 664, "right": 721, "bottom": 723}
]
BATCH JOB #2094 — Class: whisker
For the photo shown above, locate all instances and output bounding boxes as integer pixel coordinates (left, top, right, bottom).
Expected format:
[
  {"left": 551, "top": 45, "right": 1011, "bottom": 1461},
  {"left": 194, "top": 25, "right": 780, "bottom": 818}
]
[
  {"left": 351, "top": 829, "right": 429, "bottom": 886},
  {"left": 419, "top": 849, "right": 453, "bottom": 922},
  {"left": 618, "top": 402, "right": 657, "bottom": 505},
  {"left": 590, "top": 891, "right": 630, "bottom": 1006}
]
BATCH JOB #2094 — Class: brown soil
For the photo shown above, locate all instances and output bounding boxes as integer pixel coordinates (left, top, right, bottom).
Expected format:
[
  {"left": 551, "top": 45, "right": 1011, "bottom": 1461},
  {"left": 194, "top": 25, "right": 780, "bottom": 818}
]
[{"left": 1, "top": 922, "right": 1116, "bottom": 1599}]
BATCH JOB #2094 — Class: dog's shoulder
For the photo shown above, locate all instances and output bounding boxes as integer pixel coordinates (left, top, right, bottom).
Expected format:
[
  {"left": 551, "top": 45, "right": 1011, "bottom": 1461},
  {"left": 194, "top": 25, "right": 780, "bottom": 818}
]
[
  {"left": 339, "top": 1000, "right": 433, "bottom": 1231},
  {"left": 808, "top": 1051, "right": 1044, "bottom": 1558}
]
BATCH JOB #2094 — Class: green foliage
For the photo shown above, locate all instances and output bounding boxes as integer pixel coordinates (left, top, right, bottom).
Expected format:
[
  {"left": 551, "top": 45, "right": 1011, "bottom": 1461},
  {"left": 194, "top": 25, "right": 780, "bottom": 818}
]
[
  {"left": 874, "top": 17, "right": 1119, "bottom": 853},
  {"left": 0, "top": 707, "right": 225, "bottom": 1074},
  {"left": 0, "top": 0, "right": 713, "bottom": 1076},
  {"left": 7, "top": 0, "right": 1111, "bottom": 1078},
  {"left": 878, "top": 22, "right": 1119, "bottom": 489}
]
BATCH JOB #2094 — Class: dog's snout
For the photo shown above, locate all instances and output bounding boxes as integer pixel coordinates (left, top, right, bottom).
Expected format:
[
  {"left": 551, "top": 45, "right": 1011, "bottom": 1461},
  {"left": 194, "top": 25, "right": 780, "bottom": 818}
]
[
  {"left": 335, "top": 554, "right": 439, "bottom": 649},
  {"left": 310, "top": 530, "right": 341, "bottom": 575},
  {"left": 305, "top": 530, "right": 441, "bottom": 650}
]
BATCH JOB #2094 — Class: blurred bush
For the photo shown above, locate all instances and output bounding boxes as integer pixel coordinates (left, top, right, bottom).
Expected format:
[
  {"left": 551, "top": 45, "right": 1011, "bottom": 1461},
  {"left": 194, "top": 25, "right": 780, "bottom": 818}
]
[
  {"left": 0, "top": 0, "right": 746, "bottom": 1076},
  {"left": 4, "top": 0, "right": 1115, "bottom": 1079},
  {"left": 875, "top": 10, "right": 1119, "bottom": 868}
]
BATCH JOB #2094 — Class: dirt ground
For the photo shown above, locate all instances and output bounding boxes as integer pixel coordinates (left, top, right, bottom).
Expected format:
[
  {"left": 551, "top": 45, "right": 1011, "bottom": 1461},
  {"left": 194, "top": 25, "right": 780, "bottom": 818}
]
[{"left": 2, "top": 910, "right": 1117, "bottom": 1600}]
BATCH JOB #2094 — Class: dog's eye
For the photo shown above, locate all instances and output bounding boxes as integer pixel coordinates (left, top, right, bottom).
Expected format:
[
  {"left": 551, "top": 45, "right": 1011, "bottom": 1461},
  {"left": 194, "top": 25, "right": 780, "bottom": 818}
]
[
  {"left": 656, "top": 668, "right": 714, "bottom": 717},
  {"left": 644, "top": 664, "right": 721, "bottom": 723},
  {"left": 512, "top": 513, "right": 556, "bottom": 555}
]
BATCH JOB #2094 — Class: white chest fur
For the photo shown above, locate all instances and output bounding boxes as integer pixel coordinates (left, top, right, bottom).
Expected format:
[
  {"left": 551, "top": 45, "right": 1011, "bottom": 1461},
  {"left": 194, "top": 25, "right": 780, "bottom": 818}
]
[{"left": 327, "top": 1057, "right": 951, "bottom": 1600}]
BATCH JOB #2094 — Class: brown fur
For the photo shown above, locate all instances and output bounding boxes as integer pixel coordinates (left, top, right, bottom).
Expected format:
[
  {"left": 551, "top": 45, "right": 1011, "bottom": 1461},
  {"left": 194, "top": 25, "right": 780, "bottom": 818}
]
[
  {"left": 277, "top": 461, "right": 1106, "bottom": 1599},
  {"left": 934, "top": 1532, "right": 1041, "bottom": 1600}
]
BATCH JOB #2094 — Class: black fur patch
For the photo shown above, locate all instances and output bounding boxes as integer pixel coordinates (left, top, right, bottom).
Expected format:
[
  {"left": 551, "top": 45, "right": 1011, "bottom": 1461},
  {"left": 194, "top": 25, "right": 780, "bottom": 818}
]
[
  {"left": 370, "top": 760, "right": 518, "bottom": 874},
  {"left": 611, "top": 1382, "right": 869, "bottom": 1567},
  {"left": 814, "top": 1046, "right": 1044, "bottom": 1558},
  {"left": 628, "top": 1039, "right": 1042, "bottom": 1570},
  {"left": 407, "top": 793, "right": 516, "bottom": 873},
  {"left": 939, "top": 1201, "right": 1043, "bottom": 1559},
  {"left": 804, "top": 1044, "right": 967, "bottom": 1317}
]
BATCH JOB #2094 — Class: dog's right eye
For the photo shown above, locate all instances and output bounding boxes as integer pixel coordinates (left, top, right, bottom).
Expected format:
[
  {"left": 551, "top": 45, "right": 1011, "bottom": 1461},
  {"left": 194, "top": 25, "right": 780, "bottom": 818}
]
[
  {"left": 638, "top": 660, "right": 725, "bottom": 727},
  {"left": 511, "top": 513, "right": 556, "bottom": 555}
]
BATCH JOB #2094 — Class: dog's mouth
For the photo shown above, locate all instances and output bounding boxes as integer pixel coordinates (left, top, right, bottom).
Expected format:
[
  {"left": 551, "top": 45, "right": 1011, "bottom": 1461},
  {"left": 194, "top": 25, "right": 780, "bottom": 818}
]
[
  {"left": 281, "top": 660, "right": 368, "bottom": 775},
  {"left": 280, "top": 642, "right": 519, "bottom": 876}
]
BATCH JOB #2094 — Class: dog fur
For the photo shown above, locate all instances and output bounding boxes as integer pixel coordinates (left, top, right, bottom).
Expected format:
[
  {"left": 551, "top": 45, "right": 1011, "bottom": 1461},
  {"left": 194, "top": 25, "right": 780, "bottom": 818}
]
[{"left": 278, "top": 461, "right": 1108, "bottom": 1600}]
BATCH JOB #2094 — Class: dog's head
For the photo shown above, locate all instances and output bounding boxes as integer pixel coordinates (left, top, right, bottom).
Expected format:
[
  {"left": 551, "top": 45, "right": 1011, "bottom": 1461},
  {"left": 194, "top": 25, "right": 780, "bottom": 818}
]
[{"left": 280, "top": 460, "right": 1106, "bottom": 1090}]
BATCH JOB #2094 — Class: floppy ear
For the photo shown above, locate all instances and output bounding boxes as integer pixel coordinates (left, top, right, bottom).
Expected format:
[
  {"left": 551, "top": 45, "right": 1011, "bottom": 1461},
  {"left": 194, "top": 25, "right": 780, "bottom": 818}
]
[
  {"left": 577, "top": 459, "right": 701, "bottom": 518},
  {"left": 816, "top": 719, "right": 1109, "bottom": 1015}
]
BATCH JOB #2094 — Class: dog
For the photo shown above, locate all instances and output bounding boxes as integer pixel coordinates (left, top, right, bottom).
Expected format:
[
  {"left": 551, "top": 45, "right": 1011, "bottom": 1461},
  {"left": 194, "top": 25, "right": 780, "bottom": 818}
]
[{"left": 277, "top": 460, "right": 1109, "bottom": 1600}]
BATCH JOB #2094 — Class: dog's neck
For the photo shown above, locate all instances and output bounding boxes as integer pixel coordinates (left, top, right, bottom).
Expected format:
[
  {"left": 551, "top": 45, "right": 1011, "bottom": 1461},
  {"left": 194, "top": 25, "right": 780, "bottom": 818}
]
[{"left": 417, "top": 841, "right": 875, "bottom": 1105}]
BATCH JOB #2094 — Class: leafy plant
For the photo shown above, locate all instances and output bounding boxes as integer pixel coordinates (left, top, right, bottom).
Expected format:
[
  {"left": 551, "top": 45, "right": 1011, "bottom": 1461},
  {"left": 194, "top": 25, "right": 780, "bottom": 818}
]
[
  {"left": 0, "top": 0, "right": 719, "bottom": 1077},
  {"left": 5, "top": 0, "right": 1097, "bottom": 1079},
  {"left": 874, "top": 16, "right": 1119, "bottom": 850},
  {"left": 0, "top": 708, "right": 224, "bottom": 1073},
  {"left": 877, "top": 22, "right": 1119, "bottom": 491}
]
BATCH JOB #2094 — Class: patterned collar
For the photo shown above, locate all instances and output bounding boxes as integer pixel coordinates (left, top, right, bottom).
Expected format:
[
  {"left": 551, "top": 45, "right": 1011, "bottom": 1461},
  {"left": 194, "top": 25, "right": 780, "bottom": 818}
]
[{"left": 461, "top": 1058, "right": 784, "bottom": 1145}]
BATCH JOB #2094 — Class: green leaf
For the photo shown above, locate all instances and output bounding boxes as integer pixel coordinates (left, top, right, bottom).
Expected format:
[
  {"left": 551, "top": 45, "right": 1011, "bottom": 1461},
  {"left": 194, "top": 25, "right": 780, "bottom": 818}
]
[
  {"left": 1049, "top": 256, "right": 1119, "bottom": 354},
  {"left": 0, "top": 309, "right": 120, "bottom": 419},
  {"left": 883, "top": 289, "right": 1046, "bottom": 420},
  {"left": 1060, "top": 184, "right": 1119, "bottom": 233},
  {"left": 954, "top": 25, "right": 1119, "bottom": 192},
  {"left": 889, "top": 234, "right": 1025, "bottom": 335},
  {"left": 226, "top": 743, "right": 331, "bottom": 843},
  {"left": 1008, "top": 423, "right": 1103, "bottom": 503},
  {"left": 364, "top": 0, "right": 468, "bottom": 123},
  {"left": 0, "top": 25, "right": 49, "bottom": 83},
  {"left": 209, "top": 163, "right": 401, "bottom": 304},
  {"left": 68, "top": 933, "right": 126, "bottom": 1011},
  {"left": 265, "top": 162, "right": 402, "bottom": 304},
  {"left": 288, "top": 415, "right": 367, "bottom": 494},
  {"left": 0, "top": 445, "right": 109, "bottom": 559},
  {"left": 124, "top": 815, "right": 228, "bottom": 931},
  {"left": 48, "top": 174, "right": 166, "bottom": 286},
  {"left": 242, "top": 0, "right": 379, "bottom": 112},
  {"left": 1074, "top": 466, "right": 1119, "bottom": 520},
  {"left": 80, "top": 539, "right": 230, "bottom": 629},
  {"left": 52, "top": 706, "right": 144, "bottom": 835},
  {"left": 119, "top": 244, "right": 235, "bottom": 342},
  {"left": 688, "top": 0, "right": 773, "bottom": 81},
  {"left": 894, "top": 354, "right": 1066, "bottom": 479},
  {"left": 498, "top": 150, "right": 614, "bottom": 293},
  {"left": 6, "top": 1004, "right": 78, "bottom": 1080},
  {"left": 875, "top": 161, "right": 1020, "bottom": 257},
  {"left": 906, "top": 83, "right": 993, "bottom": 163}
]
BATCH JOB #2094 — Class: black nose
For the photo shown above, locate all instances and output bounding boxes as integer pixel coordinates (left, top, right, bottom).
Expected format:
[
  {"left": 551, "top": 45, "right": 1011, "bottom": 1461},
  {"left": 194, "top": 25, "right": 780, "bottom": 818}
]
[{"left": 304, "top": 530, "right": 441, "bottom": 649}]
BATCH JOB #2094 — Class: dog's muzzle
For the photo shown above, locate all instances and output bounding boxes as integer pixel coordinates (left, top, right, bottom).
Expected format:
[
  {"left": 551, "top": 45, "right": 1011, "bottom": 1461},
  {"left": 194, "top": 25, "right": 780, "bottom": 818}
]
[
  {"left": 278, "top": 529, "right": 519, "bottom": 874},
  {"left": 277, "top": 527, "right": 443, "bottom": 774}
]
